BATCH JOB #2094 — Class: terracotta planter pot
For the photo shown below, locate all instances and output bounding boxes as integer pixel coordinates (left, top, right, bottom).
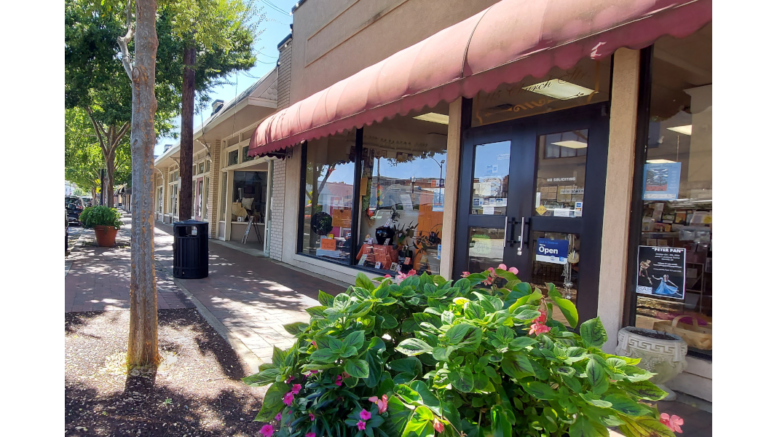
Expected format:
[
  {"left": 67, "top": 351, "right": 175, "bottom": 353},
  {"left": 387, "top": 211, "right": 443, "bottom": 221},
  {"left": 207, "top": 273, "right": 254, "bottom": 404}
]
[{"left": 94, "top": 225, "right": 118, "bottom": 247}]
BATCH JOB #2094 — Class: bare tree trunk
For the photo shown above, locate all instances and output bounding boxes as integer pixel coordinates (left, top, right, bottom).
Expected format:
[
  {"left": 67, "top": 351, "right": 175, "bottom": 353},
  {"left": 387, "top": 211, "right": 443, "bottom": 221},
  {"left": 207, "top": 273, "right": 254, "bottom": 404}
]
[
  {"left": 178, "top": 44, "right": 196, "bottom": 221},
  {"left": 127, "top": 0, "right": 160, "bottom": 368},
  {"left": 106, "top": 150, "right": 115, "bottom": 208}
]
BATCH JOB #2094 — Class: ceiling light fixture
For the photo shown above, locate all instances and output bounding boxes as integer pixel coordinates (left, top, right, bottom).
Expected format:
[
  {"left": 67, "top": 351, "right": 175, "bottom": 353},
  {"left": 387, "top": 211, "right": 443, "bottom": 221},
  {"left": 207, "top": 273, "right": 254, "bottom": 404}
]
[
  {"left": 523, "top": 80, "right": 595, "bottom": 100},
  {"left": 552, "top": 140, "right": 588, "bottom": 149},
  {"left": 667, "top": 125, "right": 692, "bottom": 136},
  {"left": 413, "top": 113, "right": 449, "bottom": 125},
  {"left": 647, "top": 159, "right": 676, "bottom": 164}
]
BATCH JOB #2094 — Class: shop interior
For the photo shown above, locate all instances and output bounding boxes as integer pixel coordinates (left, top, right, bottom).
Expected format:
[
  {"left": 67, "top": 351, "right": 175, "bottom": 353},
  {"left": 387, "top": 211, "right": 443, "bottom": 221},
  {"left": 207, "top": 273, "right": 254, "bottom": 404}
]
[
  {"left": 228, "top": 165, "right": 268, "bottom": 250},
  {"left": 634, "top": 24, "right": 712, "bottom": 358}
]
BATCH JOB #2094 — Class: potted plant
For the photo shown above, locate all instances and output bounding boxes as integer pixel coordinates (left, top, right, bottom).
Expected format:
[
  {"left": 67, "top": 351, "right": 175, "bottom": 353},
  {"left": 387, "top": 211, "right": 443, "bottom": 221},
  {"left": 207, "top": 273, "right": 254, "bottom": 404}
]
[
  {"left": 615, "top": 326, "right": 688, "bottom": 401},
  {"left": 79, "top": 206, "right": 122, "bottom": 247}
]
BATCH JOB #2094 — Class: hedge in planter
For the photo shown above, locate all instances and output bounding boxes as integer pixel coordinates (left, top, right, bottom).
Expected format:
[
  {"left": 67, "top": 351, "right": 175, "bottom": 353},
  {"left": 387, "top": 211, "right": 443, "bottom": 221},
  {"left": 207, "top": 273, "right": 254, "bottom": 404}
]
[
  {"left": 244, "top": 268, "right": 683, "bottom": 437},
  {"left": 79, "top": 206, "right": 121, "bottom": 229}
]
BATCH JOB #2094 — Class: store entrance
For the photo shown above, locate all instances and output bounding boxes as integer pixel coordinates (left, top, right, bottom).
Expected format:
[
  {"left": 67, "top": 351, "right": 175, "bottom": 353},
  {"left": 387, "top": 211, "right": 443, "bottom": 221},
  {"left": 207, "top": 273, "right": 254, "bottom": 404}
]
[{"left": 454, "top": 104, "right": 609, "bottom": 323}]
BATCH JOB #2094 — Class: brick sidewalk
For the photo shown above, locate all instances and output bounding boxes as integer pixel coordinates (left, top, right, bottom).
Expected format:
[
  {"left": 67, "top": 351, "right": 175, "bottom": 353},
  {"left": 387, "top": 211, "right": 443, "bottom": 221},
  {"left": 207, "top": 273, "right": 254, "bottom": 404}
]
[
  {"left": 153, "top": 222, "right": 344, "bottom": 365},
  {"left": 65, "top": 213, "right": 348, "bottom": 366}
]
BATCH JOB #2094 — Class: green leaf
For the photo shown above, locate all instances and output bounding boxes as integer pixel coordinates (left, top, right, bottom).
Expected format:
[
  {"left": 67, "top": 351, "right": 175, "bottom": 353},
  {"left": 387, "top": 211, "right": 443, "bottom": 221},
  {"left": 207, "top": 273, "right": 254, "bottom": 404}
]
[
  {"left": 508, "top": 337, "right": 537, "bottom": 351},
  {"left": 343, "top": 330, "right": 365, "bottom": 350},
  {"left": 449, "top": 368, "right": 475, "bottom": 393},
  {"left": 271, "top": 346, "right": 288, "bottom": 368},
  {"left": 388, "top": 357, "right": 422, "bottom": 377},
  {"left": 345, "top": 359, "right": 370, "bottom": 379},
  {"left": 441, "top": 310, "right": 454, "bottom": 325},
  {"left": 318, "top": 291, "right": 335, "bottom": 307},
  {"left": 356, "top": 272, "right": 376, "bottom": 291},
  {"left": 586, "top": 358, "right": 609, "bottom": 395},
  {"left": 282, "top": 322, "right": 309, "bottom": 337},
  {"left": 580, "top": 317, "right": 608, "bottom": 348},
  {"left": 548, "top": 291, "right": 579, "bottom": 328},
  {"left": 490, "top": 405, "right": 513, "bottom": 437},
  {"left": 569, "top": 415, "right": 610, "bottom": 437},
  {"left": 384, "top": 396, "right": 413, "bottom": 437},
  {"left": 618, "top": 416, "right": 675, "bottom": 437},
  {"left": 305, "top": 305, "right": 328, "bottom": 319},
  {"left": 464, "top": 302, "right": 486, "bottom": 320},
  {"left": 521, "top": 381, "right": 557, "bottom": 400},
  {"left": 310, "top": 348, "right": 339, "bottom": 363},
  {"left": 365, "top": 348, "right": 384, "bottom": 388},
  {"left": 445, "top": 324, "right": 474, "bottom": 345},
  {"left": 254, "top": 382, "right": 289, "bottom": 422},
  {"left": 396, "top": 338, "right": 434, "bottom": 356},
  {"left": 409, "top": 381, "right": 442, "bottom": 415},
  {"left": 580, "top": 392, "right": 612, "bottom": 408},
  {"left": 501, "top": 352, "right": 535, "bottom": 379},
  {"left": 340, "top": 346, "right": 358, "bottom": 358},
  {"left": 242, "top": 367, "right": 279, "bottom": 387},
  {"left": 604, "top": 394, "right": 653, "bottom": 417},
  {"left": 432, "top": 346, "right": 454, "bottom": 361},
  {"left": 622, "top": 365, "right": 654, "bottom": 382},
  {"left": 395, "top": 384, "right": 423, "bottom": 405},
  {"left": 562, "top": 375, "right": 583, "bottom": 393},
  {"left": 413, "top": 312, "right": 443, "bottom": 329},
  {"left": 381, "top": 314, "right": 399, "bottom": 329},
  {"left": 620, "top": 380, "right": 667, "bottom": 401},
  {"left": 494, "top": 326, "right": 514, "bottom": 344},
  {"left": 514, "top": 309, "right": 541, "bottom": 321},
  {"left": 458, "top": 327, "right": 483, "bottom": 353},
  {"left": 401, "top": 406, "right": 436, "bottom": 437}
]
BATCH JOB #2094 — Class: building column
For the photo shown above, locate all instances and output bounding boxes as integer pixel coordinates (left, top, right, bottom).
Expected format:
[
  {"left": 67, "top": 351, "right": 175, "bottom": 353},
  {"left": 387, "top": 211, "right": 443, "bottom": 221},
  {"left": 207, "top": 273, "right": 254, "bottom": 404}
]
[
  {"left": 440, "top": 97, "right": 463, "bottom": 279},
  {"left": 597, "top": 48, "right": 641, "bottom": 352},
  {"left": 208, "top": 141, "right": 222, "bottom": 238}
]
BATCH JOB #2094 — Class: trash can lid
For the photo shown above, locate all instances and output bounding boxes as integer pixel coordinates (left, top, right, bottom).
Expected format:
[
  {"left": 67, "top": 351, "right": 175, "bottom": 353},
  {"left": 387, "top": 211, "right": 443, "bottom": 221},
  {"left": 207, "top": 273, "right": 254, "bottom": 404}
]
[{"left": 173, "top": 219, "right": 208, "bottom": 226}]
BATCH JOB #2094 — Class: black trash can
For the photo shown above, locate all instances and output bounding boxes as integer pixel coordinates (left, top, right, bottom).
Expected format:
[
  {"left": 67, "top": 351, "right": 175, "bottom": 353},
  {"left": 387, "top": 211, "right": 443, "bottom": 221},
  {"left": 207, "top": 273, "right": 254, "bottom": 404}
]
[{"left": 173, "top": 220, "right": 209, "bottom": 279}]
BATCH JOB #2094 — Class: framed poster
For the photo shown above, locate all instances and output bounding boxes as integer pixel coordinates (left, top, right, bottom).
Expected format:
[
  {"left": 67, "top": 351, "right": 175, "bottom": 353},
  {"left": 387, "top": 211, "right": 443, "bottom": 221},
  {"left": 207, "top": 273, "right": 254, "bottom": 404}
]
[
  {"left": 636, "top": 246, "right": 686, "bottom": 300},
  {"left": 643, "top": 162, "right": 681, "bottom": 200}
]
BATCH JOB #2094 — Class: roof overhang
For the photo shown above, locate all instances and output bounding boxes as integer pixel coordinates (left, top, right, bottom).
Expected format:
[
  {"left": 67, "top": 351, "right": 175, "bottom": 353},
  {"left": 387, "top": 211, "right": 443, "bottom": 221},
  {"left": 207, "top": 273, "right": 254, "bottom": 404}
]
[{"left": 248, "top": 0, "right": 711, "bottom": 157}]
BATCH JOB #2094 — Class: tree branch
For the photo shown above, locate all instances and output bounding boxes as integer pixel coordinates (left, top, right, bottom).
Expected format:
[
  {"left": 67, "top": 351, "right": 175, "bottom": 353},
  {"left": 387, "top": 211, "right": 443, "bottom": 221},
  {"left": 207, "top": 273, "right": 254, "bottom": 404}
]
[
  {"left": 110, "top": 122, "right": 131, "bottom": 153},
  {"left": 85, "top": 108, "right": 108, "bottom": 156},
  {"left": 117, "top": 0, "right": 135, "bottom": 81}
]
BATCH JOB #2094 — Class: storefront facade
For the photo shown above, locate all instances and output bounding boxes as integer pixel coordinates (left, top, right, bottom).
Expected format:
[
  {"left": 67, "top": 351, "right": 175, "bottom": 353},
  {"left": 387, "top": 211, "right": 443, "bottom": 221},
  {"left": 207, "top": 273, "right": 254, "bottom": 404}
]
[
  {"left": 249, "top": 0, "right": 712, "bottom": 401},
  {"left": 152, "top": 68, "right": 279, "bottom": 248}
]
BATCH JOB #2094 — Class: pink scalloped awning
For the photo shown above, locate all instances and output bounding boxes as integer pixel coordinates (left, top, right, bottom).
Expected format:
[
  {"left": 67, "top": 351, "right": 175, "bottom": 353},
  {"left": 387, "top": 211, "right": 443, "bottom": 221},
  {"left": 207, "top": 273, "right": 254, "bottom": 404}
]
[{"left": 248, "top": 0, "right": 711, "bottom": 157}]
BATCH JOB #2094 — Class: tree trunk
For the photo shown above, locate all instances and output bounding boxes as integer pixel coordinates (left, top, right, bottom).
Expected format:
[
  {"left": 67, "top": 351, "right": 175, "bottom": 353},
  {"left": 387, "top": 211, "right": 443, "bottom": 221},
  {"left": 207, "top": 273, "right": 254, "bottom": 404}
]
[
  {"left": 106, "top": 150, "right": 115, "bottom": 208},
  {"left": 178, "top": 44, "right": 196, "bottom": 221},
  {"left": 127, "top": 0, "right": 160, "bottom": 368}
]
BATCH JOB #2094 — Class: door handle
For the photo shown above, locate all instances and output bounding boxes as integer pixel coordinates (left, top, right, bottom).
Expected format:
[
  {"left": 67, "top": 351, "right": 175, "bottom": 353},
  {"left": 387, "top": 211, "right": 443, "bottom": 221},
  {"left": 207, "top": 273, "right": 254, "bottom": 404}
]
[
  {"left": 503, "top": 217, "right": 518, "bottom": 248},
  {"left": 516, "top": 217, "right": 529, "bottom": 256}
]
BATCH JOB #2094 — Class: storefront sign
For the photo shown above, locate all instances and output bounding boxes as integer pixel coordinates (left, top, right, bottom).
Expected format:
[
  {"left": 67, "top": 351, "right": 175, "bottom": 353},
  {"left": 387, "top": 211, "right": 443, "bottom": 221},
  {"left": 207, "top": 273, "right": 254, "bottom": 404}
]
[
  {"left": 643, "top": 162, "right": 681, "bottom": 200},
  {"left": 636, "top": 246, "right": 686, "bottom": 300},
  {"left": 536, "top": 238, "right": 568, "bottom": 264}
]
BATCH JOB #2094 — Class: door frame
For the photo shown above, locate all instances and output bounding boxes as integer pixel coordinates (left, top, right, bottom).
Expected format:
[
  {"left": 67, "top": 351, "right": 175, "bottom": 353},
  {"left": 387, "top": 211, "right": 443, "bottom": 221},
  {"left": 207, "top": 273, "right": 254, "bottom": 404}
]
[{"left": 454, "top": 103, "right": 610, "bottom": 323}]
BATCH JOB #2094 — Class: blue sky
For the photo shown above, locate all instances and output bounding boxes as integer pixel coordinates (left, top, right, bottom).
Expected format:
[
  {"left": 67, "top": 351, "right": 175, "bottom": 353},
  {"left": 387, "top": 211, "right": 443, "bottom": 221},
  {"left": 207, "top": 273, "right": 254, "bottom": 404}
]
[{"left": 154, "top": 0, "right": 297, "bottom": 156}]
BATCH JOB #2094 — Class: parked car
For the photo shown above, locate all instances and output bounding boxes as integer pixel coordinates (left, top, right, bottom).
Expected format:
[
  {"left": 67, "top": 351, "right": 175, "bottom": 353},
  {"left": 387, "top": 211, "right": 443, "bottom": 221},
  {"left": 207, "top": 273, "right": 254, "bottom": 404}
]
[
  {"left": 66, "top": 196, "right": 85, "bottom": 225},
  {"left": 81, "top": 197, "right": 93, "bottom": 207}
]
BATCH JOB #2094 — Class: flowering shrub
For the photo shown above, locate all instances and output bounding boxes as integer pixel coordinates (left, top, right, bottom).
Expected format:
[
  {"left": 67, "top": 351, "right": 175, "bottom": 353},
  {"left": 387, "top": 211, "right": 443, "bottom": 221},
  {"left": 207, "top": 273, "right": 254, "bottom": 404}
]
[{"left": 244, "top": 267, "right": 681, "bottom": 437}]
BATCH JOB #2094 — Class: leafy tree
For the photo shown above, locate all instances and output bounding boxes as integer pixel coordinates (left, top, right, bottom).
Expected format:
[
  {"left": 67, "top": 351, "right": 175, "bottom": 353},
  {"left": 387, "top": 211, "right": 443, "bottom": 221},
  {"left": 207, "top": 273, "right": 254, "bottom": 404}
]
[
  {"left": 164, "top": 0, "right": 261, "bottom": 220},
  {"left": 65, "top": 0, "right": 177, "bottom": 207},
  {"left": 65, "top": 107, "right": 131, "bottom": 202}
]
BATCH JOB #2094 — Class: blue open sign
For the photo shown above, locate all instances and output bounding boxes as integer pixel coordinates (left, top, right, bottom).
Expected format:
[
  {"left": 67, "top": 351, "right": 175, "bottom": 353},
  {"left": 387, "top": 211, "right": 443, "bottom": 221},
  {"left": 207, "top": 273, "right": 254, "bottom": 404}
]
[{"left": 536, "top": 238, "right": 568, "bottom": 265}]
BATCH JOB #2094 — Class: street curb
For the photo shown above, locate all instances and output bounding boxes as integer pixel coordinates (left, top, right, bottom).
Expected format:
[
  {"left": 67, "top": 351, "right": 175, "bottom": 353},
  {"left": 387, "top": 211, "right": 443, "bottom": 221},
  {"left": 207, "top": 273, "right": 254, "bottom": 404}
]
[{"left": 156, "top": 260, "right": 264, "bottom": 373}]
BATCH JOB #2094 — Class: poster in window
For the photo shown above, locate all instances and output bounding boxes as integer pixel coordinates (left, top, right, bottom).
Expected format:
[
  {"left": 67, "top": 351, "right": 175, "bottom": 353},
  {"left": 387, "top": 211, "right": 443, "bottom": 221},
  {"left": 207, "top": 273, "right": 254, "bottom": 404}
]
[
  {"left": 643, "top": 162, "right": 681, "bottom": 200},
  {"left": 636, "top": 246, "right": 686, "bottom": 300}
]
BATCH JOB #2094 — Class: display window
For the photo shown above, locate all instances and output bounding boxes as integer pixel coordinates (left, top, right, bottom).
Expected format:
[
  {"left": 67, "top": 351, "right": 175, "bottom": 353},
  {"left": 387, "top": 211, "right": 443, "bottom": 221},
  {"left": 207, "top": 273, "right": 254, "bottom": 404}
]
[
  {"left": 297, "top": 103, "right": 449, "bottom": 275},
  {"left": 631, "top": 24, "right": 712, "bottom": 358},
  {"left": 231, "top": 171, "right": 267, "bottom": 222},
  {"left": 299, "top": 130, "right": 357, "bottom": 265}
]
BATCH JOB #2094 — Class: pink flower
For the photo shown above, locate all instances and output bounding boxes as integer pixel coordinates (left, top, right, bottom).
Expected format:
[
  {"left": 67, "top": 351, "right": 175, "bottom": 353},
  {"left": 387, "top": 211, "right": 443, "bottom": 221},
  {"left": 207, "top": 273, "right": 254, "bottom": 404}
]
[
  {"left": 259, "top": 424, "right": 274, "bottom": 437},
  {"left": 285, "top": 376, "right": 294, "bottom": 384},
  {"left": 292, "top": 384, "right": 302, "bottom": 395},
  {"left": 408, "top": 269, "right": 417, "bottom": 276},
  {"left": 283, "top": 391, "right": 294, "bottom": 406},
  {"left": 369, "top": 395, "right": 389, "bottom": 414},
  {"left": 660, "top": 414, "right": 684, "bottom": 433},
  {"left": 305, "top": 433, "right": 316, "bottom": 437},
  {"left": 311, "top": 341, "right": 317, "bottom": 349},
  {"left": 508, "top": 267, "right": 519, "bottom": 274},
  {"left": 335, "top": 375, "right": 343, "bottom": 386},
  {"left": 535, "top": 310, "right": 547, "bottom": 324},
  {"left": 384, "top": 274, "right": 391, "bottom": 278},
  {"left": 309, "top": 413, "right": 315, "bottom": 422},
  {"left": 498, "top": 264, "right": 507, "bottom": 271},
  {"left": 357, "top": 420, "right": 367, "bottom": 431},
  {"left": 529, "top": 322, "right": 551, "bottom": 336},
  {"left": 360, "top": 410, "right": 372, "bottom": 421},
  {"left": 461, "top": 271, "right": 470, "bottom": 277},
  {"left": 433, "top": 418, "right": 445, "bottom": 433},
  {"left": 275, "top": 413, "right": 282, "bottom": 422},
  {"left": 487, "top": 267, "right": 495, "bottom": 274}
]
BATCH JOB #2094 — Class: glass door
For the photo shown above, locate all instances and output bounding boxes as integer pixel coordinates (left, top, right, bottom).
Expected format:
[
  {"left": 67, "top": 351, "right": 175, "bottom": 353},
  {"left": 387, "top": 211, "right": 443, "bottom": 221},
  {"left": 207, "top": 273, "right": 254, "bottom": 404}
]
[{"left": 455, "top": 104, "right": 609, "bottom": 323}]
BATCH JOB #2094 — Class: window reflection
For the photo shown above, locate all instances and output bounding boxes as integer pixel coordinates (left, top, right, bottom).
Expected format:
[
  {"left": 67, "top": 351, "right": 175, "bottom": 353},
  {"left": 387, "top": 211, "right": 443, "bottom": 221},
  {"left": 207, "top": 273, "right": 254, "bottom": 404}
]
[{"left": 471, "top": 141, "right": 510, "bottom": 215}]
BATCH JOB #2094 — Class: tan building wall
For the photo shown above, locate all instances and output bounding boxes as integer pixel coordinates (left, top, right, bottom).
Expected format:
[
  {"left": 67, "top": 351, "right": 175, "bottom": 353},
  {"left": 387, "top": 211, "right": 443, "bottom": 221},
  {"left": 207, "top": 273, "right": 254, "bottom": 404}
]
[{"left": 289, "top": 0, "right": 499, "bottom": 104}]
